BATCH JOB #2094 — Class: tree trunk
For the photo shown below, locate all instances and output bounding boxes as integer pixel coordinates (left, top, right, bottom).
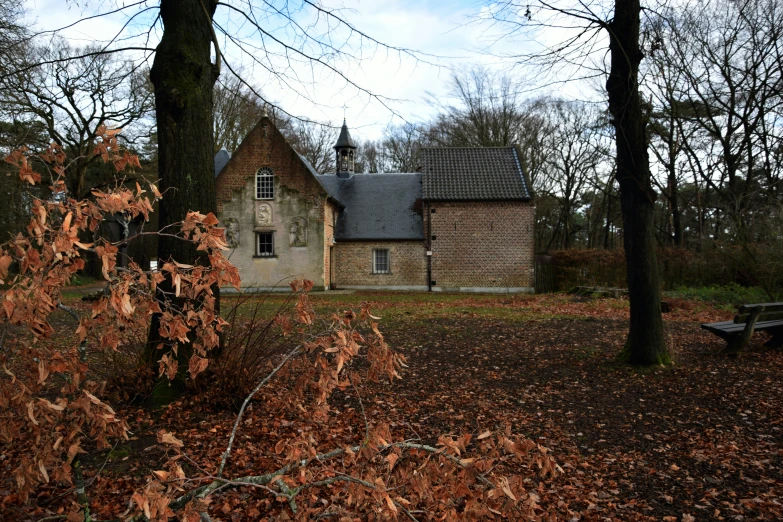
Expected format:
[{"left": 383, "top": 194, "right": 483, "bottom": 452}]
[
  {"left": 669, "top": 173, "right": 682, "bottom": 247},
  {"left": 607, "top": 0, "right": 670, "bottom": 365},
  {"left": 151, "top": 0, "right": 218, "bottom": 262},
  {"left": 667, "top": 118, "right": 682, "bottom": 247},
  {"left": 146, "top": 0, "right": 220, "bottom": 401},
  {"left": 603, "top": 186, "right": 612, "bottom": 250}
]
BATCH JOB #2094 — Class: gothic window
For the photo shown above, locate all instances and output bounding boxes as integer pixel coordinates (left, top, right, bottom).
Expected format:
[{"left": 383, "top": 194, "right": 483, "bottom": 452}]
[
  {"left": 255, "top": 231, "right": 274, "bottom": 257},
  {"left": 255, "top": 167, "right": 274, "bottom": 199},
  {"left": 372, "top": 249, "right": 390, "bottom": 274}
]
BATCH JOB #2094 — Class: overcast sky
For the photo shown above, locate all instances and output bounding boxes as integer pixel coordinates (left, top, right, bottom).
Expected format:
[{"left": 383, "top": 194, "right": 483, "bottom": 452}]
[{"left": 23, "top": 0, "right": 601, "bottom": 141}]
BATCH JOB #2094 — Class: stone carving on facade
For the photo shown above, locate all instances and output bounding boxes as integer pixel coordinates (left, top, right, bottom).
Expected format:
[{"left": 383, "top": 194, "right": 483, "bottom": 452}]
[
  {"left": 224, "top": 218, "right": 240, "bottom": 248},
  {"left": 289, "top": 217, "right": 307, "bottom": 247},
  {"left": 255, "top": 202, "right": 272, "bottom": 226}
]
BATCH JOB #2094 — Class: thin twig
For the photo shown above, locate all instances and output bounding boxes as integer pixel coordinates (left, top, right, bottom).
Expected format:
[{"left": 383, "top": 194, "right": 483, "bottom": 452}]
[
  {"left": 349, "top": 373, "right": 370, "bottom": 444},
  {"left": 216, "top": 342, "right": 302, "bottom": 477}
]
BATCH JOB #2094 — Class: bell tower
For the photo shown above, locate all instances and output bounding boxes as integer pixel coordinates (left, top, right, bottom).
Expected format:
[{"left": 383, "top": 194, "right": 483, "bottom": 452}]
[{"left": 334, "top": 119, "right": 357, "bottom": 178}]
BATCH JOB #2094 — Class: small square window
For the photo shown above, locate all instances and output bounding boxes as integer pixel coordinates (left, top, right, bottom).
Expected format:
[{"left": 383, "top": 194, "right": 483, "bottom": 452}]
[
  {"left": 256, "top": 232, "right": 274, "bottom": 257},
  {"left": 372, "top": 249, "right": 389, "bottom": 274}
]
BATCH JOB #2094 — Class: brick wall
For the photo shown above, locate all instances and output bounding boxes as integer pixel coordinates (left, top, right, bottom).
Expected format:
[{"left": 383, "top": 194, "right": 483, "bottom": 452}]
[
  {"left": 216, "top": 117, "right": 327, "bottom": 214},
  {"left": 426, "top": 201, "right": 535, "bottom": 290},
  {"left": 333, "top": 241, "right": 427, "bottom": 288}
]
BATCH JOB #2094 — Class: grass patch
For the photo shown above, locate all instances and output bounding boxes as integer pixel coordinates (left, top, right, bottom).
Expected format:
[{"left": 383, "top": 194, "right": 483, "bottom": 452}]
[
  {"left": 664, "top": 284, "right": 769, "bottom": 308},
  {"left": 67, "top": 273, "right": 100, "bottom": 286},
  {"left": 220, "top": 291, "right": 575, "bottom": 326},
  {"left": 106, "top": 445, "right": 130, "bottom": 462}
]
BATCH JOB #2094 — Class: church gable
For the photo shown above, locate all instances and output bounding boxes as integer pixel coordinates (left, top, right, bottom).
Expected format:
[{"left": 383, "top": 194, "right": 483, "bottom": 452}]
[
  {"left": 214, "top": 116, "right": 333, "bottom": 290},
  {"left": 215, "top": 116, "right": 331, "bottom": 213}
]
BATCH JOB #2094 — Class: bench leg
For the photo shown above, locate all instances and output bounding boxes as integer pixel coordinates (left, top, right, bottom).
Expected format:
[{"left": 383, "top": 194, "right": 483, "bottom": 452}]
[
  {"left": 723, "top": 336, "right": 746, "bottom": 355},
  {"left": 722, "top": 307, "right": 763, "bottom": 355}
]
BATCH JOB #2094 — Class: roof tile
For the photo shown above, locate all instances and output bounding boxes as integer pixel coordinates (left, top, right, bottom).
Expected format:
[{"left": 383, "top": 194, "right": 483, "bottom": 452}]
[{"left": 420, "top": 147, "right": 531, "bottom": 200}]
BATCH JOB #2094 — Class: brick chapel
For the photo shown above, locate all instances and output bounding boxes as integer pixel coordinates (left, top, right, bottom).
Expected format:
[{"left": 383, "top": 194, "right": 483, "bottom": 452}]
[{"left": 214, "top": 115, "right": 535, "bottom": 292}]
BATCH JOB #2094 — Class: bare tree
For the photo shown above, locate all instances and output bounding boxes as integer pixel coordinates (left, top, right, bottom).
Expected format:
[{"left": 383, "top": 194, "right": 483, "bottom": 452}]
[
  {"left": 0, "top": 1, "right": 26, "bottom": 68},
  {"left": 644, "top": 25, "right": 693, "bottom": 247},
  {"left": 429, "top": 66, "right": 529, "bottom": 147},
  {"left": 0, "top": 39, "right": 153, "bottom": 198},
  {"left": 477, "top": 0, "right": 670, "bottom": 364},
  {"left": 355, "top": 140, "right": 387, "bottom": 173},
  {"left": 652, "top": 0, "right": 783, "bottom": 244},
  {"left": 539, "top": 99, "right": 609, "bottom": 249},
  {"left": 213, "top": 74, "right": 266, "bottom": 153},
  {"left": 282, "top": 119, "right": 338, "bottom": 173},
  {"left": 353, "top": 124, "right": 428, "bottom": 174},
  {"left": 213, "top": 77, "right": 337, "bottom": 173},
  {"left": 516, "top": 98, "right": 555, "bottom": 195},
  {"left": 383, "top": 123, "right": 426, "bottom": 172}
]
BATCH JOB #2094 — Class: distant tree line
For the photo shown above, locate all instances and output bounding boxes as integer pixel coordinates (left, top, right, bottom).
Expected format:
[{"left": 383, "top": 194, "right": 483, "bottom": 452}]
[
  {"left": 350, "top": 0, "right": 783, "bottom": 284},
  {"left": 2, "top": 0, "right": 781, "bottom": 293}
]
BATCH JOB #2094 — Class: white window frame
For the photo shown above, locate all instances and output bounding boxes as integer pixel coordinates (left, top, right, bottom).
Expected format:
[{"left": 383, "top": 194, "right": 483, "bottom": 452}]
[
  {"left": 256, "top": 231, "right": 275, "bottom": 257},
  {"left": 372, "top": 248, "right": 390, "bottom": 274},
  {"left": 255, "top": 167, "right": 274, "bottom": 200}
]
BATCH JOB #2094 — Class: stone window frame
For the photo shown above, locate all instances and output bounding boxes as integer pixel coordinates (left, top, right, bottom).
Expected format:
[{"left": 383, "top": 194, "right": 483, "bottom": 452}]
[
  {"left": 255, "top": 231, "right": 275, "bottom": 257},
  {"left": 255, "top": 167, "right": 274, "bottom": 200},
  {"left": 372, "top": 248, "right": 390, "bottom": 274}
]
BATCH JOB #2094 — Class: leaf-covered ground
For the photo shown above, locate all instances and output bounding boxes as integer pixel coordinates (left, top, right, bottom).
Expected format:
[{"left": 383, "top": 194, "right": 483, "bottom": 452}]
[{"left": 6, "top": 291, "right": 783, "bottom": 521}]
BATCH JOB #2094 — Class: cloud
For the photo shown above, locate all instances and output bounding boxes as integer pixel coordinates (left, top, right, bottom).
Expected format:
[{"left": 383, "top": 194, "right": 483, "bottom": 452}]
[{"left": 22, "top": 0, "right": 604, "bottom": 141}]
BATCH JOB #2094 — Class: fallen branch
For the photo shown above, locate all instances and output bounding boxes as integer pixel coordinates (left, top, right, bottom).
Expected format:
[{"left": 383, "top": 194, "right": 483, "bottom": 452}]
[
  {"left": 216, "top": 342, "right": 302, "bottom": 478},
  {"left": 172, "top": 440, "right": 498, "bottom": 512}
]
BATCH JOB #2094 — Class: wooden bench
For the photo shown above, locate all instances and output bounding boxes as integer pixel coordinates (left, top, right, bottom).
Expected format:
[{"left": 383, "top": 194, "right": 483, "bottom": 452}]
[{"left": 701, "top": 303, "right": 783, "bottom": 353}]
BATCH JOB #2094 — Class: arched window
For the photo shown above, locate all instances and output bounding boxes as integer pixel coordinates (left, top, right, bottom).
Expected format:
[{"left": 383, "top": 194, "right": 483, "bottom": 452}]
[{"left": 255, "top": 167, "right": 274, "bottom": 200}]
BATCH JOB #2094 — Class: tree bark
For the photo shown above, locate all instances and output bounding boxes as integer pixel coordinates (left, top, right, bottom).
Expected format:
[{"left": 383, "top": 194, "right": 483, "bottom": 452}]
[
  {"left": 668, "top": 171, "right": 682, "bottom": 247},
  {"left": 607, "top": 0, "right": 670, "bottom": 365},
  {"left": 151, "top": 0, "right": 218, "bottom": 262},
  {"left": 146, "top": 0, "right": 220, "bottom": 400},
  {"left": 603, "top": 184, "right": 613, "bottom": 250}
]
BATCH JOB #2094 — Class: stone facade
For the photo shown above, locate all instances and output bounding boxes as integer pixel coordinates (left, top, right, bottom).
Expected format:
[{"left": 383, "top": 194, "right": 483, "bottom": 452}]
[
  {"left": 426, "top": 201, "right": 535, "bottom": 291},
  {"left": 332, "top": 241, "right": 428, "bottom": 289},
  {"left": 216, "top": 118, "right": 331, "bottom": 290}
]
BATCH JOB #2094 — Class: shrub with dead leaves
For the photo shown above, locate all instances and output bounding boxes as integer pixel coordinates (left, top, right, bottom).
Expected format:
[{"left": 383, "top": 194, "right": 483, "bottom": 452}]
[{"left": 1, "top": 136, "right": 563, "bottom": 521}]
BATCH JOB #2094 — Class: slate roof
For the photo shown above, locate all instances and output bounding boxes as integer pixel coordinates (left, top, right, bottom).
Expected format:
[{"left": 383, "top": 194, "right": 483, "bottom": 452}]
[
  {"left": 420, "top": 147, "right": 532, "bottom": 201},
  {"left": 214, "top": 148, "right": 231, "bottom": 177},
  {"left": 334, "top": 119, "right": 357, "bottom": 149},
  {"left": 297, "top": 153, "right": 345, "bottom": 207},
  {"left": 318, "top": 173, "right": 423, "bottom": 240}
]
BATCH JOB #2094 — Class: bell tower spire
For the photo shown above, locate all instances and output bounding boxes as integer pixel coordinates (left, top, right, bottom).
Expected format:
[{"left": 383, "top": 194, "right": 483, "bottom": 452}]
[{"left": 334, "top": 118, "right": 357, "bottom": 178}]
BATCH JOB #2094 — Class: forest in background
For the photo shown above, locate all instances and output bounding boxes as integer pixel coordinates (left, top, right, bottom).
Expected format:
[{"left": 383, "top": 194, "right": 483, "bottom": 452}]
[{"left": 2, "top": 0, "right": 781, "bottom": 295}]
